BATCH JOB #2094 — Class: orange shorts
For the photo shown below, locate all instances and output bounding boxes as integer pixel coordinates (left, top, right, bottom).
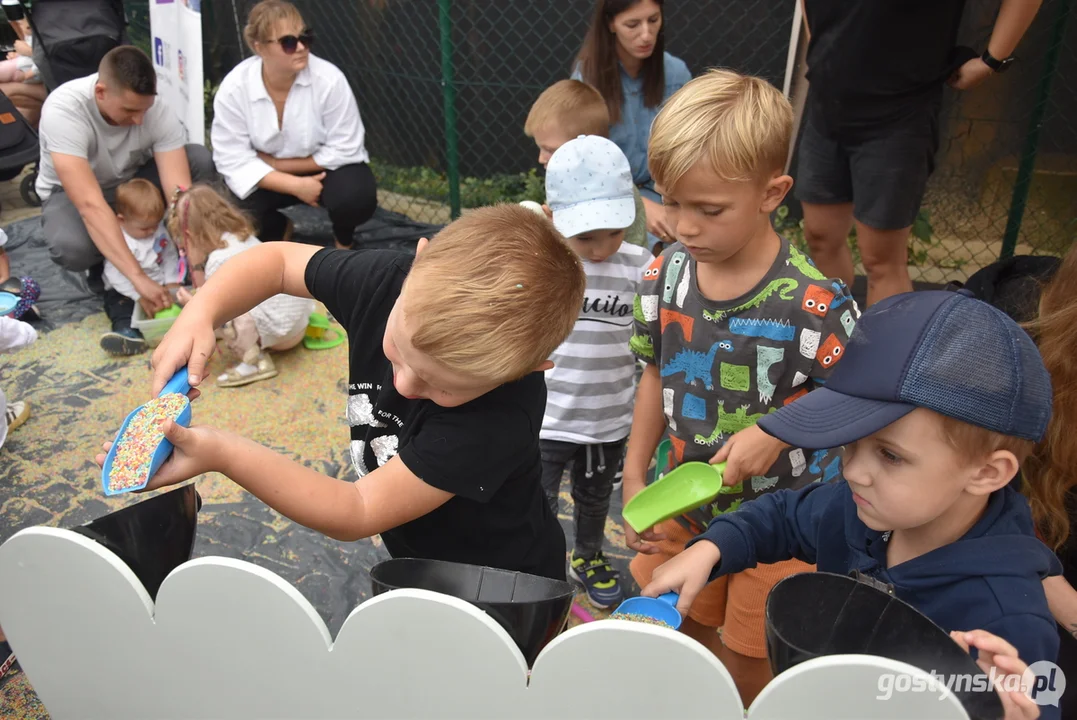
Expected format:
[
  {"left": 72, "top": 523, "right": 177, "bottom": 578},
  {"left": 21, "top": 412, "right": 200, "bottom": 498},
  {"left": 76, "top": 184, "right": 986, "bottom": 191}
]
[{"left": 629, "top": 517, "right": 815, "bottom": 659}]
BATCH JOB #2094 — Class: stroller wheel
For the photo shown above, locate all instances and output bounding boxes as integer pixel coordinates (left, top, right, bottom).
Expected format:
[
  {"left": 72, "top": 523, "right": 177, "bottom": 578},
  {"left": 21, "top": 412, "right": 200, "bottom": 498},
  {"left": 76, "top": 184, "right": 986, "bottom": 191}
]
[{"left": 20, "top": 173, "right": 39, "bottom": 207}]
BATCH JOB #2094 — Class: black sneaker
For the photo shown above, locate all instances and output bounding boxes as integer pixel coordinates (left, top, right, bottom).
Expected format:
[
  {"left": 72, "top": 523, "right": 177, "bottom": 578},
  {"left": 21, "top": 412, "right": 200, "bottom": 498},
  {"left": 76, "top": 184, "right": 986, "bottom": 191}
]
[
  {"left": 569, "top": 551, "right": 624, "bottom": 609},
  {"left": 100, "top": 326, "right": 147, "bottom": 356},
  {"left": 86, "top": 262, "right": 105, "bottom": 296}
]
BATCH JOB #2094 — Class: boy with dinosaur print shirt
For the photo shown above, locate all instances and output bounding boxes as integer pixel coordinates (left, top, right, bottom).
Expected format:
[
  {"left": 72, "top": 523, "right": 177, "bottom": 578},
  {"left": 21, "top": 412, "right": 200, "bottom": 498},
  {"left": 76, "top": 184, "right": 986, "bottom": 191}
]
[
  {"left": 634, "top": 243, "right": 853, "bottom": 494},
  {"left": 623, "top": 70, "right": 858, "bottom": 704}
]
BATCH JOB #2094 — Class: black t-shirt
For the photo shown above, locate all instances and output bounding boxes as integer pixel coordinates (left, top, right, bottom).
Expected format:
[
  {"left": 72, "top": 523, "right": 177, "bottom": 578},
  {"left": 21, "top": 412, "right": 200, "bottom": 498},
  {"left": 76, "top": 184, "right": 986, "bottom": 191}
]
[
  {"left": 804, "top": 0, "right": 974, "bottom": 129},
  {"left": 304, "top": 248, "right": 566, "bottom": 580}
]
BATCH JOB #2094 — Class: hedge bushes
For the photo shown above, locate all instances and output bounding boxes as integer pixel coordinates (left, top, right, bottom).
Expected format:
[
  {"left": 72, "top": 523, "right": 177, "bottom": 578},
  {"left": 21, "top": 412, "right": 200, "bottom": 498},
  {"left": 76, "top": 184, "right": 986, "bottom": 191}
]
[{"left": 371, "top": 159, "right": 545, "bottom": 208}]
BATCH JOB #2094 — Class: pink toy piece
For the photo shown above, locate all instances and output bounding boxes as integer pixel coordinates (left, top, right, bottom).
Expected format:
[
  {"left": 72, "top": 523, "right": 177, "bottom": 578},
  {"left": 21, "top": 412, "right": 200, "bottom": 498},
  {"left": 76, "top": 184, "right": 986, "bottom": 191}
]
[{"left": 571, "top": 602, "right": 597, "bottom": 623}]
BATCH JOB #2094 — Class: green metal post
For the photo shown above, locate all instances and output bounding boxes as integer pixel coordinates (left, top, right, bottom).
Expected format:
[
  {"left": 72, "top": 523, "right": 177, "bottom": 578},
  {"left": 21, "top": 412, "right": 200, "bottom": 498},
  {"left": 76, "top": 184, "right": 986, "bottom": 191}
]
[
  {"left": 1000, "top": 0, "right": 1071, "bottom": 259},
  {"left": 438, "top": 0, "right": 461, "bottom": 219}
]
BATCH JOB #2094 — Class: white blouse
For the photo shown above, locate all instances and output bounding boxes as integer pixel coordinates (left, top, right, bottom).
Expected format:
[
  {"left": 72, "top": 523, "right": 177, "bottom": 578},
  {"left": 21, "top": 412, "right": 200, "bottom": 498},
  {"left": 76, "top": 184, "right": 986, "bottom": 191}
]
[{"left": 211, "top": 54, "right": 370, "bottom": 200}]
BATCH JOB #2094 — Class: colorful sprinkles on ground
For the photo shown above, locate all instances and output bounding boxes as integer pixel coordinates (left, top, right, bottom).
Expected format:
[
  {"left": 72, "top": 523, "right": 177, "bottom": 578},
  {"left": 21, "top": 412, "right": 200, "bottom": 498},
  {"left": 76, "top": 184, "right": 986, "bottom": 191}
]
[
  {"left": 107, "top": 393, "right": 189, "bottom": 492},
  {"left": 612, "top": 613, "right": 674, "bottom": 628}
]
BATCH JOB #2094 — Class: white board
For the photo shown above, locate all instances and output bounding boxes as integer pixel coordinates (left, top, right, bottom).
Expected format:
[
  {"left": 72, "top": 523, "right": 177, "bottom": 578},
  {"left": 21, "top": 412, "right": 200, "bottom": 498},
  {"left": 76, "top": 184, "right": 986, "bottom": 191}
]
[
  {"left": 148, "top": 0, "right": 204, "bottom": 145},
  {"left": 0, "top": 526, "right": 970, "bottom": 720},
  {"left": 749, "top": 654, "right": 970, "bottom": 720}
]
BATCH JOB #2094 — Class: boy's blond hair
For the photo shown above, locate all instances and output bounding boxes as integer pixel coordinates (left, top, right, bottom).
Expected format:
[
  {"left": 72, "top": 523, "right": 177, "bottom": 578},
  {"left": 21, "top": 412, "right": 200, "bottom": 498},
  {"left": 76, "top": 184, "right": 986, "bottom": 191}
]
[
  {"left": 649, "top": 69, "right": 793, "bottom": 190},
  {"left": 404, "top": 204, "right": 585, "bottom": 385},
  {"left": 524, "top": 79, "right": 610, "bottom": 139},
  {"left": 936, "top": 412, "right": 1036, "bottom": 465},
  {"left": 115, "top": 178, "right": 165, "bottom": 222}
]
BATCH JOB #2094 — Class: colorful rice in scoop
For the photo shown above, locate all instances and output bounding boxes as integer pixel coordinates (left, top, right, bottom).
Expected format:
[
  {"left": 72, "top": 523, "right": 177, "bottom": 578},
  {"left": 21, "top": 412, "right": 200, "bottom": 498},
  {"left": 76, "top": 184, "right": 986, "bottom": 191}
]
[
  {"left": 612, "top": 613, "right": 674, "bottom": 628},
  {"left": 108, "top": 393, "right": 189, "bottom": 492}
]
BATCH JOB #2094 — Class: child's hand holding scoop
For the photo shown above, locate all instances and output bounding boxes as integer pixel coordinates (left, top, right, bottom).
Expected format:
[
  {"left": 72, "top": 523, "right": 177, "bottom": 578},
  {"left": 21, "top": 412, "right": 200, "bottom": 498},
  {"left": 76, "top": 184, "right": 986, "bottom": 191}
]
[
  {"left": 150, "top": 293, "right": 220, "bottom": 393},
  {"left": 641, "top": 540, "right": 722, "bottom": 616},
  {"left": 100, "top": 368, "right": 198, "bottom": 494},
  {"left": 96, "top": 421, "right": 226, "bottom": 493}
]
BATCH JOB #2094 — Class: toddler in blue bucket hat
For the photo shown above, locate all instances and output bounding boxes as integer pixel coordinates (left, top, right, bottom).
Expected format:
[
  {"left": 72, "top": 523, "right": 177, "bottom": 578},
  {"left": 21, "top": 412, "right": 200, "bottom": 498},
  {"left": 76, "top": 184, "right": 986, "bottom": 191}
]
[
  {"left": 536, "top": 135, "right": 652, "bottom": 608},
  {"left": 644, "top": 290, "right": 1060, "bottom": 718}
]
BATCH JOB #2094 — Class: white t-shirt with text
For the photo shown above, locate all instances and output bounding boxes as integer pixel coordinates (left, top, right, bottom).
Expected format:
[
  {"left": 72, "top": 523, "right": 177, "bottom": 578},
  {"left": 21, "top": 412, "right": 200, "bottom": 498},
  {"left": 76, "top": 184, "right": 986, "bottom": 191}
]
[{"left": 542, "top": 242, "right": 651, "bottom": 444}]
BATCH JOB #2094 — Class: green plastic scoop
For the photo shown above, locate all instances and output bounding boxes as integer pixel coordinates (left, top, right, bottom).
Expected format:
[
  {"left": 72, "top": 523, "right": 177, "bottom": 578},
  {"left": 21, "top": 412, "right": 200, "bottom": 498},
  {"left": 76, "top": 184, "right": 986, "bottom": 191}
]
[{"left": 622, "top": 462, "right": 730, "bottom": 533}]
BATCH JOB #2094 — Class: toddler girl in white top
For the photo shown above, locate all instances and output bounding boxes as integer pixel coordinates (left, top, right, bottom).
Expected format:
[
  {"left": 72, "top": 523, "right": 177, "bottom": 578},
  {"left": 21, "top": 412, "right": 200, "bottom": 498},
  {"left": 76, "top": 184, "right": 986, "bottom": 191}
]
[{"left": 168, "top": 184, "right": 314, "bottom": 388}]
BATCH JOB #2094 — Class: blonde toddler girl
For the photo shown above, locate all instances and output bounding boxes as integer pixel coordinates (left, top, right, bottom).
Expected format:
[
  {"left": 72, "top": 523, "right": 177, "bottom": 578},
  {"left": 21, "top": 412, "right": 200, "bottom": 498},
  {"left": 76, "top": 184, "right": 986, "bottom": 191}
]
[{"left": 168, "top": 184, "right": 314, "bottom": 387}]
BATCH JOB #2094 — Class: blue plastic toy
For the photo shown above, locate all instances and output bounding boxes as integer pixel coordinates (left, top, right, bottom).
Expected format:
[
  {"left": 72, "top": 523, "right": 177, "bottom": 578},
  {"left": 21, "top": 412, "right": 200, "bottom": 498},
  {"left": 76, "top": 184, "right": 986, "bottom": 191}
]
[
  {"left": 611, "top": 592, "right": 682, "bottom": 630},
  {"left": 0, "top": 291, "right": 17, "bottom": 316},
  {"left": 101, "top": 368, "right": 192, "bottom": 496}
]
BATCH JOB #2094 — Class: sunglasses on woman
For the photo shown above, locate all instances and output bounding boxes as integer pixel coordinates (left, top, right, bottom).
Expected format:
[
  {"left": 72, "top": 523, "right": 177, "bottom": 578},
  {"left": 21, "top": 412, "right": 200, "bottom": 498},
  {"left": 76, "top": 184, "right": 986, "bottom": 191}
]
[{"left": 273, "top": 30, "right": 314, "bottom": 54}]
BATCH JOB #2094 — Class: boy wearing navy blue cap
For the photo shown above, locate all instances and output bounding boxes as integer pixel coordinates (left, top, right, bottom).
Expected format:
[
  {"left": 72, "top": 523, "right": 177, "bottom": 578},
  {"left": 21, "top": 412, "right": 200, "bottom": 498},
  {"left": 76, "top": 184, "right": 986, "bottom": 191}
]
[{"left": 643, "top": 290, "right": 1060, "bottom": 718}]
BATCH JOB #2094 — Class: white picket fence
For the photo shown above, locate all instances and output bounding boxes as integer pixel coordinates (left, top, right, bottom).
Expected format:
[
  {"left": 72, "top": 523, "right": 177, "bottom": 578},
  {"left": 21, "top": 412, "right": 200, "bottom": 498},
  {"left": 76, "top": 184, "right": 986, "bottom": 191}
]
[{"left": 0, "top": 526, "right": 971, "bottom": 720}]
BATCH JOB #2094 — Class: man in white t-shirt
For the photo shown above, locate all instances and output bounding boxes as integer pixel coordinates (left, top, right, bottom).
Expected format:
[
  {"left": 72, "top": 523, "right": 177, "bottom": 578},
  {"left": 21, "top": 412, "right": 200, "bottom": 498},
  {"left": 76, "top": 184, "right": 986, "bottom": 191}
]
[{"left": 37, "top": 46, "right": 215, "bottom": 315}]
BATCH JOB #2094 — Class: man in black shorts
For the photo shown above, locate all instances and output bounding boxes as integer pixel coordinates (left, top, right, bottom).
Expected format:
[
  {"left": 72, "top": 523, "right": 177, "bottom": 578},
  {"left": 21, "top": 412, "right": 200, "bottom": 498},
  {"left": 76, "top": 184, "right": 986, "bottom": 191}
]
[{"left": 796, "top": 0, "right": 1042, "bottom": 306}]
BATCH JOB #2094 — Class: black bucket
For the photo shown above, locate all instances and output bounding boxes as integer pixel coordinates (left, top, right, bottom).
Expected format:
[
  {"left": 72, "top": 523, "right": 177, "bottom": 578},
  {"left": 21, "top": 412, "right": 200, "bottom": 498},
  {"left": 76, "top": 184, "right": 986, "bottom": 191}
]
[
  {"left": 766, "top": 572, "right": 1004, "bottom": 720},
  {"left": 71, "top": 485, "right": 201, "bottom": 600},
  {"left": 369, "top": 558, "right": 574, "bottom": 666}
]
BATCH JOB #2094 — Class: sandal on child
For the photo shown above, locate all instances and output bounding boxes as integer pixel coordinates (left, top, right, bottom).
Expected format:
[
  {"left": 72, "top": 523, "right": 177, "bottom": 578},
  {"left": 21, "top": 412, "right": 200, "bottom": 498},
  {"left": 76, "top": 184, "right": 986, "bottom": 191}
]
[
  {"left": 5, "top": 400, "right": 29, "bottom": 433},
  {"left": 217, "top": 351, "right": 278, "bottom": 388}
]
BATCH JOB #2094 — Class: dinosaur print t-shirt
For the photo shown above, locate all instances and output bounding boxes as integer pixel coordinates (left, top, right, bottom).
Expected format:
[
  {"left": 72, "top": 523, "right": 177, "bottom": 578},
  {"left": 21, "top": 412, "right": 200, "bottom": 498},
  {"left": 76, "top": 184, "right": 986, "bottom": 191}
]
[{"left": 631, "top": 238, "right": 859, "bottom": 530}]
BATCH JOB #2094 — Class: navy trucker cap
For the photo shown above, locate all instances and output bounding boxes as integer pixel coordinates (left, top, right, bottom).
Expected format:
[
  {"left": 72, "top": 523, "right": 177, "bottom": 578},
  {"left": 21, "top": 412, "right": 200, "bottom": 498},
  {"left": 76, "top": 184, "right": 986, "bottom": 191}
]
[{"left": 757, "top": 290, "right": 1053, "bottom": 449}]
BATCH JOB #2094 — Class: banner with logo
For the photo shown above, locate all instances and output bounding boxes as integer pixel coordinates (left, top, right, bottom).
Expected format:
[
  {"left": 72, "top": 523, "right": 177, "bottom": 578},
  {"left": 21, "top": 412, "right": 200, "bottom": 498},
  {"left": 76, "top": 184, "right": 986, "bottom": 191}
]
[{"left": 148, "top": 0, "right": 204, "bottom": 144}]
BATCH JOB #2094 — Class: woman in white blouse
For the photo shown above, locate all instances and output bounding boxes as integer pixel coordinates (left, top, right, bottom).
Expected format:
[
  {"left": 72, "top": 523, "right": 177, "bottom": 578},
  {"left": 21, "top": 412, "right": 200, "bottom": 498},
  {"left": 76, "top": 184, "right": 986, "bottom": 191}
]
[{"left": 211, "top": 0, "right": 377, "bottom": 248}]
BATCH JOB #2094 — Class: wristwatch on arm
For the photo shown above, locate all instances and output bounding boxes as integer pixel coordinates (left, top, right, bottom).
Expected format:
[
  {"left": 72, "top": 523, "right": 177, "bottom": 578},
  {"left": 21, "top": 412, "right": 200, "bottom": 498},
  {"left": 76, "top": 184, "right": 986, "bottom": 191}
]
[{"left": 982, "top": 49, "right": 1016, "bottom": 73}]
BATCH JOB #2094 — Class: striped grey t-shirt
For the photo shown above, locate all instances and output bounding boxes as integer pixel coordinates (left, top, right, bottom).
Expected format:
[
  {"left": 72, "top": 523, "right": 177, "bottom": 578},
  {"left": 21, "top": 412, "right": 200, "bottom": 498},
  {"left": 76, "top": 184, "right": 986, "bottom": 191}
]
[{"left": 542, "top": 242, "right": 652, "bottom": 444}]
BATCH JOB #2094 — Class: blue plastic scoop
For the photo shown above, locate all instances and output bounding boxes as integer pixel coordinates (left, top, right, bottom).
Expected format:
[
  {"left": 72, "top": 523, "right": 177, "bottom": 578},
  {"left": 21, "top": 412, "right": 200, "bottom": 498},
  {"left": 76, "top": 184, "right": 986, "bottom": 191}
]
[
  {"left": 611, "top": 592, "right": 682, "bottom": 630},
  {"left": 101, "top": 368, "right": 192, "bottom": 496}
]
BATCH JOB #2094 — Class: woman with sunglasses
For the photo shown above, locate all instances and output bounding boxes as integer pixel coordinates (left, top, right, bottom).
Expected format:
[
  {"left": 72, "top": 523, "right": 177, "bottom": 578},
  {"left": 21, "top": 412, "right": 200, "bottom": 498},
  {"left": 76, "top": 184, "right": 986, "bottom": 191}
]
[{"left": 211, "top": 0, "right": 377, "bottom": 249}]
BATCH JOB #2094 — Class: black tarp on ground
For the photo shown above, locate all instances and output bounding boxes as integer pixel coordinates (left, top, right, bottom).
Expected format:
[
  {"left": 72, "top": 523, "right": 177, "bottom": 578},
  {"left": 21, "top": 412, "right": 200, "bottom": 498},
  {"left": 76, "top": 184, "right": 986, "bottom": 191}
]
[
  {"left": 188, "top": 490, "right": 637, "bottom": 637},
  {"left": 0, "top": 204, "right": 478, "bottom": 639}
]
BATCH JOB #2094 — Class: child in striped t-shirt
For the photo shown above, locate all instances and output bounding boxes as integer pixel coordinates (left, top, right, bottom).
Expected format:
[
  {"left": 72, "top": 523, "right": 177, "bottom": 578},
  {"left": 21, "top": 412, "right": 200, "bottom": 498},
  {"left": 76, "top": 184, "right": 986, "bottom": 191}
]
[{"left": 538, "top": 135, "right": 651, "bottom": 607}]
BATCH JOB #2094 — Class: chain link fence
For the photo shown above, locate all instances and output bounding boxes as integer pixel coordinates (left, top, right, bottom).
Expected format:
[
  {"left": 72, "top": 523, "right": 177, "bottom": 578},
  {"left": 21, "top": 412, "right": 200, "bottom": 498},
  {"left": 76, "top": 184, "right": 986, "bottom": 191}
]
[
  {"left": 123, "top": 0, "right": 1074, "bottom": 283},
  {"left": 914, "top": 0, "right": 1077, "bottom": 282},
  {"left": 189, "top": 0, "right": 795, "bottom": 227}
]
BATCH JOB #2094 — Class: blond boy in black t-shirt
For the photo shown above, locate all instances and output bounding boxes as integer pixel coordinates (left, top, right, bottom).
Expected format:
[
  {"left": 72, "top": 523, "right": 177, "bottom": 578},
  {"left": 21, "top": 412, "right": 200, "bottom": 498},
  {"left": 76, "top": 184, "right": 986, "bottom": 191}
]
[{"left": 97, "top": 205, "right": 586, "bottom": 580}]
